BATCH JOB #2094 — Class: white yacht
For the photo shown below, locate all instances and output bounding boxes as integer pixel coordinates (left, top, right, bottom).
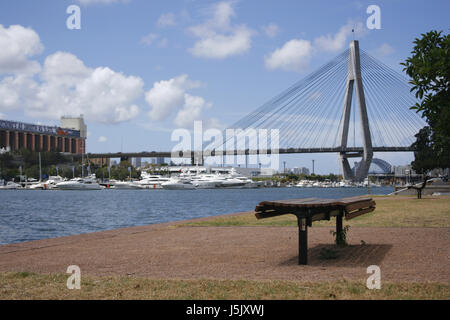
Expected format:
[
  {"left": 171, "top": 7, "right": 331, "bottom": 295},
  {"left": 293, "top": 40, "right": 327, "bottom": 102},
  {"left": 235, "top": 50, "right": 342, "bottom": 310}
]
[
  {"left": 55, "top": 175, "right": 102, "bottom": 190},
  {"left": 295, "top": 180, "right": 310, "bottom": 188},
  {"left": 190, "top": 174, "right": 226, "bottom": 189},
  {"left": 134, "top": 175, "right": 170, "bottom": 189},
  {"left": 234, "top": 176, "right": 263, "bottom": 188},
  {"left": 219, "top": 168, "right": 258, "bottom": 188},
  {"left": 161, "top": 178, "right": 196, "bottom": 190},
  {"left": 29, "top": 176, "right": 64, "bottom": 190},
  {"left": 191, "top": 175, "right": 218, "bottom": 189},
  {"left": 113, "top": 180, "right": 143, "bottom": 189},
  {"left": 338, "top": 180, "right": 353, "bottom": 188},
  {"left": 0, "top": 181, "right": 23, "bottom": 190}
]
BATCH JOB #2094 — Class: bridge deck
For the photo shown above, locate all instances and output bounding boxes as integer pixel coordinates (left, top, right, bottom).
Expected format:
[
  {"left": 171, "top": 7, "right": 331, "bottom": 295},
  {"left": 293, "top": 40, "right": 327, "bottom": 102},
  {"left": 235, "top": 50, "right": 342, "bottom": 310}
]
[{"left": 77, "top": 146, "right": 415, "bottom": 159}]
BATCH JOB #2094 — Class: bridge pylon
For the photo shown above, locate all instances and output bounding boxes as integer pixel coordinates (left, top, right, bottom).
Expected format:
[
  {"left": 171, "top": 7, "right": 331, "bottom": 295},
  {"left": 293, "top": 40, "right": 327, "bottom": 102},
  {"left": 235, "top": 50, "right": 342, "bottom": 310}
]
[{"left": 338, "top": 40, "right": 373, "bottom": 182}]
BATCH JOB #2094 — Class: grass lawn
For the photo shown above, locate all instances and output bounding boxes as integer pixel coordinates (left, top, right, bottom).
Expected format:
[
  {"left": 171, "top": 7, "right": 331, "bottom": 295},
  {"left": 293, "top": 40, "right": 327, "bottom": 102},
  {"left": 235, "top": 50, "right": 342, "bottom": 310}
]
[
  {"left": 1, "top": 272, "right": 449, "bottom": 300},
  {"left": 181, "top": 195, "right": 450, "bottom": 228}
]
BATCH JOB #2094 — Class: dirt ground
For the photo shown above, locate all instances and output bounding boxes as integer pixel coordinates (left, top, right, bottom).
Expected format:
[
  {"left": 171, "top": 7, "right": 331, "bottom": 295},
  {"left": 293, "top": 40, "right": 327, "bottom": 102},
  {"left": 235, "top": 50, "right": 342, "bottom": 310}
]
[{"left": 0, "top": 212, "right": 449, "bottom": 282}]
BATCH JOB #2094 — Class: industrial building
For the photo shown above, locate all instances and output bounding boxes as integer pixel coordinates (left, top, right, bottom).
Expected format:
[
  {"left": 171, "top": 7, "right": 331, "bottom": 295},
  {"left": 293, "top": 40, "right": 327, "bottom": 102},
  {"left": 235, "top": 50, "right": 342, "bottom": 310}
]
[{"left": 0, "top": 116, "right": 87, "bottom": 155}]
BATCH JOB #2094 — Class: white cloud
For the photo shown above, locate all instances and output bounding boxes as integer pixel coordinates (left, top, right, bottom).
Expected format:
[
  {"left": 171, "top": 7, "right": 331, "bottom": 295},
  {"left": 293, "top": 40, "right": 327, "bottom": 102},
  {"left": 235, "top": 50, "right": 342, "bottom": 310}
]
[
  {"left": 187, "top": 1, "right": 254, "bottom": 59},
  {"left": 0, "top": 74, "right": 38, "bottom": 111},
  {"left": 375, "top": 43, "right": 395, "bottom": 56},
  {"left": 0, "top": 51, "right": 144, "bottom": 124},
  {"left": 0, "top": 24, "right": 43, "bottom": 75},
  {"left": 262, "top": 23, "right": 280, "bottom": 38},
  {"left": 145, "top": 74, "right": 202, "bottom": 121},
  {"left": 98, "top": 136, "right": 107, "bottom": 142},
  {"left": 264, "top": 39, "right": 312, "bottom": 72},
  {"left": 314, "top": 21, "right": 366, "bottom": 52},
  {"left": 140, "top": 33, "right": 168, "bottom": 48},
  {"left": 157, "top": 13, "right": 176, "bottom": 27},
  {"left": 145, "top": 74, "right": 217, "bottom": 128},
  {"left": 265, "top": 21, "right": 367, "bottom": 72},
  {"left": 0, "top": 25, "right": 144, "bottom": 124},
  {"left": 140, "top": 33, "right": 159, "bottom": 46},
  {"left": 189, "top": 26, "right": 253, "bottom": 59},
  {"left": 174, "top": 94, "right": 209, "bottom": 128}
]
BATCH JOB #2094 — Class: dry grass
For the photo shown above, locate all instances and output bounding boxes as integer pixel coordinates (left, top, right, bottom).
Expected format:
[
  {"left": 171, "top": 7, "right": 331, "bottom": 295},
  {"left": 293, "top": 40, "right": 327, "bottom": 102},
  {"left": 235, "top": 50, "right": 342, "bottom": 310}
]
[
  {"left": 1, "top": 272, "right": 448, "bottom": 300},
  {"left": 182, "top": 196, "right": 450, "bottom": 228}
]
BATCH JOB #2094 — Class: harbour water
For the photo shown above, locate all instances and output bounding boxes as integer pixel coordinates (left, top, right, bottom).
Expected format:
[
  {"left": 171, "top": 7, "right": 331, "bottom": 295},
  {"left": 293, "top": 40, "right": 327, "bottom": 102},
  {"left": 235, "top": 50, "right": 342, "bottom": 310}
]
[{"left": 0, "top": 187, "right": 393, "bottom": 245}]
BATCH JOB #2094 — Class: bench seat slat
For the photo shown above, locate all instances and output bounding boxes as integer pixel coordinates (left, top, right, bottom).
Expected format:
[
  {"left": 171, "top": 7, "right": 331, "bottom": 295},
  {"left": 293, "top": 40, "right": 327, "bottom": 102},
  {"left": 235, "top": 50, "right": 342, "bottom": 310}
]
[
  {"left": 345, "top": 206, "right": 375, "bottom": 220},
  {"left": 344, "top": 200, "right": 376, "bottom": 213}
]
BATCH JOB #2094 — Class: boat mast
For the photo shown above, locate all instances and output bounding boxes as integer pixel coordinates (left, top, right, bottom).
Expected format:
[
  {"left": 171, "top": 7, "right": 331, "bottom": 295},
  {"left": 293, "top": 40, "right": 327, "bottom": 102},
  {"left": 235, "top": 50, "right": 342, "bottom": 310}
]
[
  {"left": 81, "top": 140, "right": 84, "bottom": 177},
  {"left": 38, "top": 152, "right": 42, "bottom": 182}
]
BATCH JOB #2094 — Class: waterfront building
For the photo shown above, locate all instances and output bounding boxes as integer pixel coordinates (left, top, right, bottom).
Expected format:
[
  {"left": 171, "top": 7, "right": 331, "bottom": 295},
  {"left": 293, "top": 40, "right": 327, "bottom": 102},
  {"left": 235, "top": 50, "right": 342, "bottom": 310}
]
[{"left": 0, "top": 116, "right": 87, "bottom": 155}]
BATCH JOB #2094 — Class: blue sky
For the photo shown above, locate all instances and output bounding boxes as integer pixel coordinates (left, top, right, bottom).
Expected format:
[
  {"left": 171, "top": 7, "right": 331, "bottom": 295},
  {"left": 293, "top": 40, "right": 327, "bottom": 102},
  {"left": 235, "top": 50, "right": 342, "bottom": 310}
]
[{"left": 0, "top": 0, "right": 448, "bottom": 173}]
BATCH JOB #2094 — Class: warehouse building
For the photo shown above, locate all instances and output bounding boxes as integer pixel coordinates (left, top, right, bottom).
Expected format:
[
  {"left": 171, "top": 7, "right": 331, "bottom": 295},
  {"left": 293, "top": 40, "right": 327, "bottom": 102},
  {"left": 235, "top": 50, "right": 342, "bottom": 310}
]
[{"left": 0, "top": 116, "right": 87, "bottom": 155}]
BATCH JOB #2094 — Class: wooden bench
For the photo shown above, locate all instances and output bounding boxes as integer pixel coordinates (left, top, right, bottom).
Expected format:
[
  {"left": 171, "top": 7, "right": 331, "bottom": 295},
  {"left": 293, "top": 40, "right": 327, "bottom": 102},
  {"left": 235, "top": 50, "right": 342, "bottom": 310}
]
[{"left": 254, "top": 197, "right": 376, "bottom": 265}]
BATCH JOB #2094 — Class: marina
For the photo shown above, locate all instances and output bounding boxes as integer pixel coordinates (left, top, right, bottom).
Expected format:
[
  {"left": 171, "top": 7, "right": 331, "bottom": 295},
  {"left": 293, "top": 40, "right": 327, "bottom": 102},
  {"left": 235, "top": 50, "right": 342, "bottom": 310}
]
[{"left": 0, "top": 166, "right": 389, "bottom": 191}]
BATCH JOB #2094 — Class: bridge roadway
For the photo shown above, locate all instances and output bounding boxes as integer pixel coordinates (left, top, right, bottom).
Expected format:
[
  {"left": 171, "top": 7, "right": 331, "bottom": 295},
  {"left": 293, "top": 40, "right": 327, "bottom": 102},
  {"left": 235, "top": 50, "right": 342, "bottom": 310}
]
[{"left": 75, "top": 146, "right": 415, "bottom": 160}]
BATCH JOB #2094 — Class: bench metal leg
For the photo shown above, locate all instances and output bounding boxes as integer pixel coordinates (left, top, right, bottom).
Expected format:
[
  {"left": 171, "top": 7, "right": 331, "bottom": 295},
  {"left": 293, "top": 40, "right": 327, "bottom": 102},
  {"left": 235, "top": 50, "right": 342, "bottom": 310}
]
[
  {"left": 298, "top": 217, "right": 308, "bottom": 265},
  {"left": 336, "top": 211, "right": 344, "bottom": 246}
]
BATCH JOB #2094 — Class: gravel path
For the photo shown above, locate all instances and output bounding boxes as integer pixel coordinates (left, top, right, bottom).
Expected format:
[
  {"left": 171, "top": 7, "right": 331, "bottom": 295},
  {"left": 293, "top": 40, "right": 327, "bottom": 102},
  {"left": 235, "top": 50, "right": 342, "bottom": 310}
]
[{"left": 0, "top": 212, "right": 448, "bottom": 282}]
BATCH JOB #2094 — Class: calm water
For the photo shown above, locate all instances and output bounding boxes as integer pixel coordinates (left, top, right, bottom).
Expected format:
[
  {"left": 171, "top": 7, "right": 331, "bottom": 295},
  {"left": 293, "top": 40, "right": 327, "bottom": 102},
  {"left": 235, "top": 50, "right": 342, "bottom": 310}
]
[{"left": 0, "top": 187, "right": 393, "bottom": 245}]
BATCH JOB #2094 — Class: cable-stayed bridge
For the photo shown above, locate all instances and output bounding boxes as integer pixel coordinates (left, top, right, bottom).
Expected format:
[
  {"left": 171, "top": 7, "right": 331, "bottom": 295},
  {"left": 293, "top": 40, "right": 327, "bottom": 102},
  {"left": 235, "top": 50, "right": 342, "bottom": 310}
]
[{"left": 83, "top": 40, "right": 426, "bottom": 181}]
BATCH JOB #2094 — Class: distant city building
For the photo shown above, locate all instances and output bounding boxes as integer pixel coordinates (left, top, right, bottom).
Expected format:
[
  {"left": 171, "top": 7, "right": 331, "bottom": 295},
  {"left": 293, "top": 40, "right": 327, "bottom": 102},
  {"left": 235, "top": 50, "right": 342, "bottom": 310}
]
[
  {"left": 290, "top": 167, "right": 310, "bottom": 175},
  {"left": 393, "top": 164, "right": 416, "bottom": 176},
  {"left": 156, "top": 157, "right": 165, "bottom": 165},
  {"left": 132, "top": 157, "right": 142, "bottom": 168},
  {"left": 0, "top": 116, "right": 86, "bottom": 154}
]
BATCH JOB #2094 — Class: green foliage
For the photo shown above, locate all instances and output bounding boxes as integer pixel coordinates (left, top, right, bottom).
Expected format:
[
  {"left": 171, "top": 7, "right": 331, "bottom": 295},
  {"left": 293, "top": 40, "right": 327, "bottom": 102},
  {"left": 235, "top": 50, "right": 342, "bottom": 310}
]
[
  {"left": 89, "top": 163, "right": 141, "bottom": 181},
  {"left": 0, "top": 149, "right": 73, "bottom": 180},
  {"left": 0, "top": 149, "right": 147, "bottom": 181},
  {"left": 401, "top": 30, "right": 450, "bottom": 171},
  {"left": 411, "top": 126, "right": 444, "bottom": 172},
  {"left": 330, "top": 225, "right": 350, "bottom": 247}
]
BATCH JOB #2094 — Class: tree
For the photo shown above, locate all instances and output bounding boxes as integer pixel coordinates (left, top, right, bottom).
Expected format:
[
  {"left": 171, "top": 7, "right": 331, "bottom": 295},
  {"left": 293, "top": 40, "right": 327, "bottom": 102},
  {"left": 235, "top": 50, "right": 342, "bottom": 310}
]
[
  {"left": 411, "top": 126, "right": 439, "bottom": 173},
  {"left": 401, "top": 30, "right": 450, "bottom": 172}
]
